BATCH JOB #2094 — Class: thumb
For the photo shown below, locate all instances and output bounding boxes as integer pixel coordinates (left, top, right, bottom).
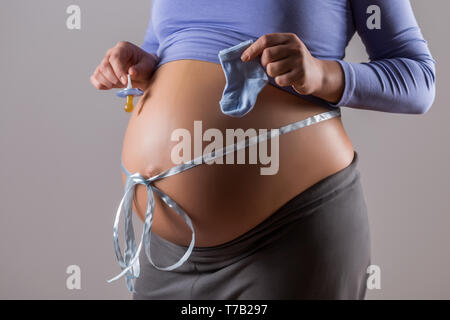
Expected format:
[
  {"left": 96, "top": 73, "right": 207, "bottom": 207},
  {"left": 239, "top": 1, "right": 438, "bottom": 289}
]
[{"left": 128, "top": 57, "right": 155, "bottom": 81}]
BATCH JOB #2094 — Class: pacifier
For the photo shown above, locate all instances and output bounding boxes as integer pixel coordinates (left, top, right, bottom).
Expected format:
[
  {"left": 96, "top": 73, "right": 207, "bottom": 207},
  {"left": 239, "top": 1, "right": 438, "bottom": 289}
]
[{"left": 116, "top": 74, "right": 143, "bottom": 113}]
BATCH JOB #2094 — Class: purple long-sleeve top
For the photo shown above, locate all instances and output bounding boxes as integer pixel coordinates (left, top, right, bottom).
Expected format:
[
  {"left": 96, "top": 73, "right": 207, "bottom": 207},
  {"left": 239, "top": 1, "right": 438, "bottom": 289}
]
[{"left": 141, "top": 0, "right": 436, "bottom": 114}]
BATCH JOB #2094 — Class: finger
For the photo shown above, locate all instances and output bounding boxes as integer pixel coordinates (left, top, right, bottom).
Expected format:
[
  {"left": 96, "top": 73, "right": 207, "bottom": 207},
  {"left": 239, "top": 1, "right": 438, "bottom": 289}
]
[
  {"left": 98, "top": 58, "right": 121, "bottom": 86},
  {"left": 109, "top": 44, "right": 131, "bottom": 85},
  {"left": 266, "top": 58, "right": 295, "bottom": 78},
  {"left": 274, "top": 69, "right": 302, "bottom": 87},
  {"left": 125, "top": 79, "right": 149, "bottom": 91},
  {"left": 95, "top": 68, "right": 115, "bottom": 89},
  {"left": 128, "top": 59, "right": 151, "bottom": 82},
  {"left": 90, "top": 73, "right": 108, "bottom": 90},
  {"left": 241, "top": 33, "right": 292, "bottom": 61},
  {"left": 260, "top": 44, "right": 294, "bottom": 68}
]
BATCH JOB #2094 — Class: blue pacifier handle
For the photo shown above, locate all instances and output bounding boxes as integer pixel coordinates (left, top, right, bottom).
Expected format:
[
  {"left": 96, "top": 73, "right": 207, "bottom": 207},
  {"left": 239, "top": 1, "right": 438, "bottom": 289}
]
[
  {"left": 116, "top": 88, "right": 143, "bottom": 98},
  {"left": 116, "top": 74, "right": 143, "bottom": 97}
]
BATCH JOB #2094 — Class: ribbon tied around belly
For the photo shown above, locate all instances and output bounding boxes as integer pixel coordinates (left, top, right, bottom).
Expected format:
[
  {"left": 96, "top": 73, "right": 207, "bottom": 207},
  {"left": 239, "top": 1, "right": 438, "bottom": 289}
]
[
  {"left": 107, "top": 107, "right": 341, "bottom": 292},
  {"left": 107, "top": 168, "right": 195, "bottom": 293}
]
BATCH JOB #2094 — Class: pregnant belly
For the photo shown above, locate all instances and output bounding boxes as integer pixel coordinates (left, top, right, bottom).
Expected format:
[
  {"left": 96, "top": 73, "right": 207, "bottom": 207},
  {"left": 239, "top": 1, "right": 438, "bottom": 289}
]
[{"left": 121, "top": 59, "right": 354, "bottom": 247}]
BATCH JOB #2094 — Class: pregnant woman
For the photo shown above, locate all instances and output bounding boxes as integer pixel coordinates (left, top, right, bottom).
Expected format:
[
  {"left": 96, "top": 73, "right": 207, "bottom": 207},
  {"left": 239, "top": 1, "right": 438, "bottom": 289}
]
[{"left": 90, "top": 0, "right": 435, "bottom": 299}]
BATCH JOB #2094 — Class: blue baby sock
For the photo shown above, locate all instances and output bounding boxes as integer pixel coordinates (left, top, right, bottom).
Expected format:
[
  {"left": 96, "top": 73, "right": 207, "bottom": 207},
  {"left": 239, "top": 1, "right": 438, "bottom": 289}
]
[{"left": 218, "top": 39, "right": 269, "bottom": 117}]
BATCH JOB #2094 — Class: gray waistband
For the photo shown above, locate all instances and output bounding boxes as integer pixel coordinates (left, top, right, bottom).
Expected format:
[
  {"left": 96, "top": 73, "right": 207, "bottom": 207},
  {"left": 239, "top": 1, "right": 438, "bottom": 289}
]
[
  {"left": 108, "top": 108, "right": 342, "bottom": 292},
  {"left": 151, "top": 150, "right": 359, "bottom": 268}
]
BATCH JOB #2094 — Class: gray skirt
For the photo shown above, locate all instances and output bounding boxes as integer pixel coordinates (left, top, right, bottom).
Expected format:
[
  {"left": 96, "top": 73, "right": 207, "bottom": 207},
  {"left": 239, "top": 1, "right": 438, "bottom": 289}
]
[{"left": 133, "top": 150, "right": 371, "bottom": 300}]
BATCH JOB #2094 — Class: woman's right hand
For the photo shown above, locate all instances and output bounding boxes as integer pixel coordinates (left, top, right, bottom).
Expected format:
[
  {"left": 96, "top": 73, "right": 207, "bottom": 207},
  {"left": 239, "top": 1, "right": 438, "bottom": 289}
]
[{"left": 90, "top": 41, "right": 159, "bottom": 91}]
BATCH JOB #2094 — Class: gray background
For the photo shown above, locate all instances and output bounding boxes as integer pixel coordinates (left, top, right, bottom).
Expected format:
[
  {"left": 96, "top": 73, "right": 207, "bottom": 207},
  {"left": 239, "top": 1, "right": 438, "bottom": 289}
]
[{"left": 0, "top": 0, "right": 448, "bottom": 299}]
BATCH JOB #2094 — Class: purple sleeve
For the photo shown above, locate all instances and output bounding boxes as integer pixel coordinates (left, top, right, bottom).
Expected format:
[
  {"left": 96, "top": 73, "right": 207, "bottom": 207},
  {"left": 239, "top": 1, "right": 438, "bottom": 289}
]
[{"left": 331, "top": 0, "right": 436, "bottom": 114}]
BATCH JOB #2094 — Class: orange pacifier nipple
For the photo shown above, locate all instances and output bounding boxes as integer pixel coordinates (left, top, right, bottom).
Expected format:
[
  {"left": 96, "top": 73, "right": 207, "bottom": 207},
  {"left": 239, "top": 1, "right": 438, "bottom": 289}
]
[{"left": 116, "top": 74, "right": 143, "bottom": 113}]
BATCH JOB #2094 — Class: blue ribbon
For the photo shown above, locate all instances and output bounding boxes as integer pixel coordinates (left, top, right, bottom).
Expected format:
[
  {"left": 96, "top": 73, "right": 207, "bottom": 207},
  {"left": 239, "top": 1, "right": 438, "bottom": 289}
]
[
  {"left": 106, "top": 164, "right": 196, "bottom": 293},
  {"left": 107, "top": 108, "right": 341, "bottom": 292}
]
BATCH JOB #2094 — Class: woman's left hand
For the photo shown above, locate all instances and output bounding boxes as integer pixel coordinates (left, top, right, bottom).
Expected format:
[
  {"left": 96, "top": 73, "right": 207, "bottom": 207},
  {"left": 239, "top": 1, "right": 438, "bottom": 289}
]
[{"left": 240, "top": 33, "right": 344, "bottom": 103}]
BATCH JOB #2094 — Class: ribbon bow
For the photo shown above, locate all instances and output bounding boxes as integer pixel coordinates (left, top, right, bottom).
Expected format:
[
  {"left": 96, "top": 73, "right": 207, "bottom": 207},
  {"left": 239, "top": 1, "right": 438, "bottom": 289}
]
[{"left": 107, "top": 164, "right": 195, "bottom": 293}]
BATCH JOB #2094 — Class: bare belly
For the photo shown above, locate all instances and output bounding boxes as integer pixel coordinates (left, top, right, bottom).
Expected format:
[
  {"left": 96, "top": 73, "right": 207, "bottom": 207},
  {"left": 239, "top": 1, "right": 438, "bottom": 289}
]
[{"left": 121, "top": 59, "right": 354, "bottom": 247}]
